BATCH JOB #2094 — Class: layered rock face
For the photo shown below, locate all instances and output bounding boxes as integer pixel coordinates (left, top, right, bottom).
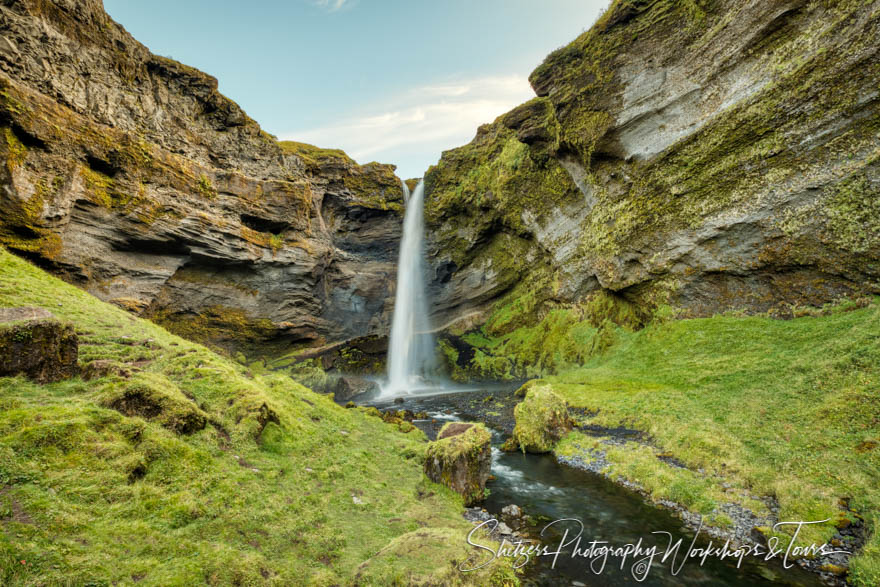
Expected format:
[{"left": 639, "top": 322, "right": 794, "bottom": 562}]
[
  {"left": 425, "top": 0, "right": 880, "bottom": 327},
  {"left": 0, "top": 0, "right": 403, "bottom": 354}
]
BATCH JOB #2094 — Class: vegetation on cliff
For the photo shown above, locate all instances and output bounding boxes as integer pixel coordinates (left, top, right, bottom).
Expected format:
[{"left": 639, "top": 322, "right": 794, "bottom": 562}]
[
  {"left": 425, "top": 0, "right": 879, "bottom": 330},
  {"left": 0, "top": 0, "right": 409, "bottom": 357},
  {"left": 0, "top": 249, "right": 515, "bottom": 586}
]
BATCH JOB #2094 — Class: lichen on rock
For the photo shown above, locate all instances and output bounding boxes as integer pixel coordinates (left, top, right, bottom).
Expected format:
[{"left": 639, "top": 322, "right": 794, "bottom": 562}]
[{"left": 424, "top": 422, "right": 491, "bottom": 506}]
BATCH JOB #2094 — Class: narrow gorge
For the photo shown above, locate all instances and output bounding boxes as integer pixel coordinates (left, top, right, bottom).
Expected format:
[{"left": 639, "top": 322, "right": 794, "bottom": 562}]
[{"left": 0, "top": 0, "right": 878, "bottom": 585}]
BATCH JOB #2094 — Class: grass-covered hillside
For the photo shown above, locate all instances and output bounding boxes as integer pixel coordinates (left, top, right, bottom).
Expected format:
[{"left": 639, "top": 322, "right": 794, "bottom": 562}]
[
  {"left": 0, "top": 249, "right": 514, "bottom": 586},
  {"left": 503, "top": 296, "right": 879, "bottom": 584}
]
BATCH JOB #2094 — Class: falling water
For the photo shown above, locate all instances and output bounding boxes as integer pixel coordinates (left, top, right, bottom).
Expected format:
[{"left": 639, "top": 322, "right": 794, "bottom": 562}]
[{"left": 382, "top": 180, "right": 436, "bottom": 397}]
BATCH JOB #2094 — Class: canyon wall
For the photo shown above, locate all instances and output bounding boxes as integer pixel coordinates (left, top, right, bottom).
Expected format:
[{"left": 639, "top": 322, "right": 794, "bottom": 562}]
[
  {"left": 425, "top": 0, "right": 880, "bottom": 331},
  {"left": 0, "top": 0, "right": 403, "bottom": 354}
]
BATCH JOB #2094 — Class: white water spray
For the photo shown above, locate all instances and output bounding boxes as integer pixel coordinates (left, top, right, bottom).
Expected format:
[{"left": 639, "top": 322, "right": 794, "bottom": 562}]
[{"left": 382, "top": 180, "right": 436, "bottom": 397}]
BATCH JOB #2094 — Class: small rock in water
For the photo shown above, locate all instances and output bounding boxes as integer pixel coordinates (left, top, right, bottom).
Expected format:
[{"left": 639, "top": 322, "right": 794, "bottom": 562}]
[
  {"left": 394, "top": 397, "right": 405, "bottom": 404},
  {"left": 501, "top": 504, "right": 522, "bottom": 519}
]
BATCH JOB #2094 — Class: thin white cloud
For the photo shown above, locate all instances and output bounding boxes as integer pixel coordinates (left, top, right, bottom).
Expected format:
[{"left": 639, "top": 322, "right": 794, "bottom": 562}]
[
  {"left": 313, "top": 0, "right": 354, "bottom": 12},
  {"left": 281, "top": 75, "right": 535, "bottom": 176}
]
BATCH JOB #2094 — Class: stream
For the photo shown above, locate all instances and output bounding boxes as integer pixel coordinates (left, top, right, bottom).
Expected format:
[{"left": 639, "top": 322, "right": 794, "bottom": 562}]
[{"left": 367, "top": 385, "right": 826, "bottom": 586}]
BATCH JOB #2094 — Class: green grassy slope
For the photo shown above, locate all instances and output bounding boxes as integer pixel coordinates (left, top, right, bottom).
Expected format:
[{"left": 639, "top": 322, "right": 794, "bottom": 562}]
[
  {"left": 539, "top": 300, "right": 880, "bottom": 584},
  {"left": 0, "top": 249, "right": 514, "bottom": 586}
]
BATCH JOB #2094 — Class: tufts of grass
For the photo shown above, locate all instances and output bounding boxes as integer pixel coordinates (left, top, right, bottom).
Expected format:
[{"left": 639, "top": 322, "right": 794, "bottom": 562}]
[
  {"left": 0, "top": 248, "right": 517, "bottom": 585},
  {"left": 541, "top": 298, "right": 880, "bottom": 584}
]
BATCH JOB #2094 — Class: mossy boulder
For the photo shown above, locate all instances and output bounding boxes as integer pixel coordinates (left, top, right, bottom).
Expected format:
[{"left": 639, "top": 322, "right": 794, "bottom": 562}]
[
  {"left": 100, "top": 377, "right": 208, "bottom": 435},
  {"left": 81, "top": 359, "right": 131, "bottom": 381},
  {"left": 0, "top": 306, "right": 78, "bottom": 383},
  {"left": 424, "top": 422, "right": 491, "bottom": 506},
  {"left": 511, "top": 384, "right": 572, "bottom": 453}
]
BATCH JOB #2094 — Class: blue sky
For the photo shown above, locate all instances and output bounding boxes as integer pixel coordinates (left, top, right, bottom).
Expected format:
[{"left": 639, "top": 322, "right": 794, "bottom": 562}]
[{"left": 104, "top": 0, "right": 610, "bottom": 179}]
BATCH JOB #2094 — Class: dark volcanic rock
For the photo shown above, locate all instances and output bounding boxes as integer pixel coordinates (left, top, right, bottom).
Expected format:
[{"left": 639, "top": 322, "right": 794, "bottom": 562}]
[
  {"left": 0, "top": 1, "right": 403, "bottom": 355},
  {"left": 0, "top": 306, "right": 78, "bottom": 383},
  {"left": 293, "top": 334, "right": 388, "bottom": 374},
  {"left": 332, "top": 375, "right": 380, "bottom": 403}
]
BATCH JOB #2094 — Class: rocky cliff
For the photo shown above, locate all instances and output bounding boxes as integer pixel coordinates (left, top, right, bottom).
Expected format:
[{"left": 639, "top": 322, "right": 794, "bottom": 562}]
[
  {"left": 0, "top": 0, "right": 404, "bottom": 354},
  {"left": 425, "top": 0, "right": 879, "bottom": 338}
]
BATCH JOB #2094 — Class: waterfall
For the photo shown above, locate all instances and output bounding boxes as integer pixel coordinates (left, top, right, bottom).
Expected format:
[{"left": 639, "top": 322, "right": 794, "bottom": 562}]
[{"left": 382, "top": 180, "right": 436, "bottom": 397}]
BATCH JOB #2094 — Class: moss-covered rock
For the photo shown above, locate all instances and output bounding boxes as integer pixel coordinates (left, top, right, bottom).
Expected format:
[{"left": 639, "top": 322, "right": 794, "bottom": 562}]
[
  {"left": 511, "top": 385, "right": 571, "bottom": 453},
  {"left": 80, "top": 359, "right": 131, "bottom": 381},
  {"left": 424, "top": 422, "right": 491, "bottom": 506},
  {"left": 100, "top": 376, "right": 208, "bottom": 435},
  {"left": 0, "top": 306, "right": 78, "bottom": 383}
]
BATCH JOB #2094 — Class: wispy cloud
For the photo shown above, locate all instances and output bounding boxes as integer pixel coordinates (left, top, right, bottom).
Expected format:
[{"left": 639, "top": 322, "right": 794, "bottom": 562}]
[
  {"left": 280, "top": 75, "right": 535, "bottom": 176},
  {"left": 313, "top": 0, "right": 355, "bottom": 13}
]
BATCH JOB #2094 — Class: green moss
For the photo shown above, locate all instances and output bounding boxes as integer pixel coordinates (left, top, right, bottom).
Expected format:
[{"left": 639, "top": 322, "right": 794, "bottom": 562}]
[
  {"left": 286, "top": 358, "right": 330, "bottom": 392},
  {"left": 511, "top": 385, "right": 571, "bottom": 453},
  {"left": 196, "top": 173, "right": 217, "bottom": 199},
  {"left": 0, "top": 248, "right": 514, "bottom": 584},
  {"left": 3, "top": 127, "right": 27, "bottom": 170},
  {"left": 424, "top": 423, "right": 491, "bottom": 506},
  {"left": 151, "top": 305, "right": 277, "bottom": 356},
  {"left": 279, "top": 140, "right": 353, "bottom": 166},
  {"left": 426, "top": 127, "right": 579, "bottom": 250},
  {"left": 98, "top": 373, "right": 208, "bottom": 435},
  {"left": 850, "top": 520, "right": 880, "bottom": 586},
  {"left": 445, "top": 289, "right": 647, "bottom": 382},
  {"left": 825, "top": 172, "right": 880, "bottom": 253},
  {"left": 543, "top": 297, "right": 880, "bottom": 576},
  {"left": 354, "top": 526, "right": 520, "bottom": 586}
]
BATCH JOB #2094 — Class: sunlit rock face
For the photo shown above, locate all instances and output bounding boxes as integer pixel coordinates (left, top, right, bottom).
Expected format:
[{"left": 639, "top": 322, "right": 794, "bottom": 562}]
[
  {"left": 425, "top": 0, "right": 880, "bottom": 328},
  {"left": 0, "top": 0, "right": 404, "bottom": 353}
]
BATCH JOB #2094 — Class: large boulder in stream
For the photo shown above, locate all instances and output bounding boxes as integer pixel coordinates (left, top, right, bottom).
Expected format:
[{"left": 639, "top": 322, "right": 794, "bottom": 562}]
[
  {"left": 0, "top": 307, "right": 78, "bottom": 383},
  {"left": 332, "top": 375, "right": 380, "bottom": 403},
  {"left": 510, "top": 384, "right": 572, "bottom": 453},
  {"left": 424, "top": 422, "right": 491, "bottom": 506}
]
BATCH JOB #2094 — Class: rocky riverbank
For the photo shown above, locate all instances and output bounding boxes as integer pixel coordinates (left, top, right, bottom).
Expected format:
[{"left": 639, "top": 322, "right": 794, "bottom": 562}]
[{"left": 367, "top": 377, "right": 867, "bottom": 586}]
